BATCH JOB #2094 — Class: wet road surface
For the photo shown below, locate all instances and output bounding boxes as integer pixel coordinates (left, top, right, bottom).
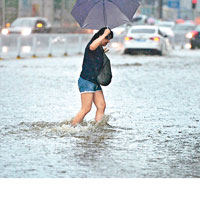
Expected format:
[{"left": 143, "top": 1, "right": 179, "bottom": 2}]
[{"left": 0, "top": 49, "right": 200, "bottom": 177}]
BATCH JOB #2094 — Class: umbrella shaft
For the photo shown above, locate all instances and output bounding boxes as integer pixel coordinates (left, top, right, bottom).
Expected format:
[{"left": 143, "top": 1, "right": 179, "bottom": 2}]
[{"left": 103, "top": 0, "right": 107, "bottom": 27}]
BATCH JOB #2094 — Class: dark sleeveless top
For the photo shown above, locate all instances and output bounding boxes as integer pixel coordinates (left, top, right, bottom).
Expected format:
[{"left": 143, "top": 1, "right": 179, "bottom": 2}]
[{"left": 80, "top": 41, "right": 104, "bottom": 84}]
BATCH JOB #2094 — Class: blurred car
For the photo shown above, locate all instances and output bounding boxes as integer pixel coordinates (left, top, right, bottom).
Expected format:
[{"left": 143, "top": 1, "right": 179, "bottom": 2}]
[
  {"left": 159, "top": 26, "right": 174, "bottom": 38},
  {"left": 175, "top": 19, "right": 185, "bottom": 24},
  {"left": 124, "top": 25, "right": 169, "bottom": 55},
  {"left": 112, "top": 24, "right": 127, "bottom": 36},
  {"left": 173, "top": 23, "right": 196, "bottom": 35},
  {"left": 186, "top": 25, "right": 200, "bottom": 49},
  {"left": 1, "top": 17, "right": 51, "bottom": 36},
  {"left": 173, "top": 23, "right": 196, "bottom": 47},
  {"left": 132, "top": 15, "right": 148, "bottom": 25},
  {"left": 158, "top": 26, "right": 175, "bottom": 48},
  {"left": 157, "top": 20, "right": 175, "bottom": 29},
  {"left": 157, "top": 21, "right": 175, "bottom": 38}
]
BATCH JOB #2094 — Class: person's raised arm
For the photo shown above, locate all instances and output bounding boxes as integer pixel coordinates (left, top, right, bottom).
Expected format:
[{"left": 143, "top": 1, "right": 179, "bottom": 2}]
[{"left": 89, "top": 29, "right": 111, "bottom": 51}]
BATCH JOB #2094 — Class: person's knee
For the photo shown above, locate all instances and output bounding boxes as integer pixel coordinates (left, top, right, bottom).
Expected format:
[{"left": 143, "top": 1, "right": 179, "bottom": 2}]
[
  {"left": 97, "top": 102, "right": 106, "bottom": 111},
  {"left": 81, "top": 106, "right": 92, "bottom": 114}
]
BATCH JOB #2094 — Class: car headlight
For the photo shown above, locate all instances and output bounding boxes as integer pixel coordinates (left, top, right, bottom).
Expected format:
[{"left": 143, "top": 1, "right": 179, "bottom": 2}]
[
  {"left": 186, "top": 31, "right": 198, "bottom": 39},
  {"left": 186, "top": 32, "right": 193, "bottom": 39},
  {"left": 1, "top": 28, "right": 9, "bottom": 35},
  {"left": 21, "top": 28, "right": 32, "bottom": 36}
]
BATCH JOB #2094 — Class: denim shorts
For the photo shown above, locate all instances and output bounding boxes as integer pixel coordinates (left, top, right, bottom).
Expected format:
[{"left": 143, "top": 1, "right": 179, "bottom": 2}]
[{"left": 78, "top": 77, "right": 102, "bottom": 93}]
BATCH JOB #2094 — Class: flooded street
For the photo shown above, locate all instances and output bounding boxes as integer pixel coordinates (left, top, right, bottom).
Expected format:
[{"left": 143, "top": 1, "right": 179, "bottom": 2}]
[{"left": 0, "top": 49, "right": 200, "bottom": 178}]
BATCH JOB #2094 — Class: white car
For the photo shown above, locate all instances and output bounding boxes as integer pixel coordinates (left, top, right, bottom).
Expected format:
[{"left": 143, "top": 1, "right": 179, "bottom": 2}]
[
  {"left": 112, "top": 24, "right": 127, "bottom": 36},
  {"left": 157, "top": 21, "right": 175, "bottom": 29},
  {"left": 1, "top": 17, "right": 51, "bottom": 36},
  {"left": 132, "top": 15, "right": 148, "bottom": 25},
  {"left": 159, "top": 26, "right": 174, "bottom": 37},
  {"left": 159, "top": 27, "right": 175, "bottom": 48},
  {"left": 124, "top": 25, "right": 169, "bottom": 55},
  {"left": 156, "top": 21, "right": 175, "bottom": 48},
  {"left": 173, "top": 23, "right": 196, "bottom": 35}
]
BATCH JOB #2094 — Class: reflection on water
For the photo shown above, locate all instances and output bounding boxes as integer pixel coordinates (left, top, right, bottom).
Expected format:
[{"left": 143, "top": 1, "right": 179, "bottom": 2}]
[
  {"left": 0, "top": 115, "right": 124, "bottom": 178},
  {"left": 1, "top": 51, "right": 200, "bottom": 177}
]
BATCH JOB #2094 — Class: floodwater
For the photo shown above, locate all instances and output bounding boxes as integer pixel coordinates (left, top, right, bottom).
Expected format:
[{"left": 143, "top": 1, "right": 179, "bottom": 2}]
[{"left": 0, "top": 49, "right": 200, "bottom": 178}]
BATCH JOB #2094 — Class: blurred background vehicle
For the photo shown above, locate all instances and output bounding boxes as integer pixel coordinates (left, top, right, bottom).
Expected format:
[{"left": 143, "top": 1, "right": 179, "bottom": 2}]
[
  {"left": 173, "top": 22, "right": 196, "bottom": 47},
  {"left": 159, "top": 26, "right": 174, "bottom": 38},
  {"left": 186, "top": 25, "right": 200, "bottom": 49},
  {"left": 1, "top": 17, "right": 51, "bottom": 36},
  {"left": 173, "top": 22, "right": 196, "bottom": 35},
  {"left": 175, "top": 19, "right": 185, "bottom": 24},
  {"left": 156, "top": 20, "right": 175, "bottom": 47},
  {"left": 123, "top": 25, "right": 169, "bottom": 55},
  {"left": 157, "top": 20, "right": 175, "bottom": 38},
  {"left": 112, "top": 24, "right": 128, "bottom": 36},
  {"left": 157, "top": 20, "right": 175, "bottom": 29},
  {"left": 132, "top": 15, "right": 148, "bottom": 25}
]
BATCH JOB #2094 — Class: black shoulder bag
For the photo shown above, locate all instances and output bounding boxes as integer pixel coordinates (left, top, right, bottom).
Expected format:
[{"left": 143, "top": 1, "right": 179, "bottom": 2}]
[{"left": 97, "top": 52, "right": 112, "bottom": 86}]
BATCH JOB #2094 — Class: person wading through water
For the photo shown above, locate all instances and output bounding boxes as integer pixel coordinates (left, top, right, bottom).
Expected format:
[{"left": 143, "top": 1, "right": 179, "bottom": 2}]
[{"left": 71, "top": 27, "right": 113, "bottom": 126}]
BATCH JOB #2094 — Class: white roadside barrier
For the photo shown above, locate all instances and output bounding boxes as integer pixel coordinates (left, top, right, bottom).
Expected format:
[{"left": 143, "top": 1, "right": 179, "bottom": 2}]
[
  {"left": 0, "top": 34, "right": 124, "bottom": 60},
  {"left": 0, "top": 33, "right": 187, "bottom": 60},
  {"left": 0, "top": 34, "right": 91, "bottom": 59}
]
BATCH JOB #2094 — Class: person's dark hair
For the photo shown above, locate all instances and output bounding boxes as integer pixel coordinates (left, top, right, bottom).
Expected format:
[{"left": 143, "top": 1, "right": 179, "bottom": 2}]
[{"left": 90, "top": 27, "right": 114, "bottom": 42}]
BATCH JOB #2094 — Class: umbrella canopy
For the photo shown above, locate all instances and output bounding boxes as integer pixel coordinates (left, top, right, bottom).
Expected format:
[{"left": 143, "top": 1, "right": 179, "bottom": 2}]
[{"left": 71, "top": 0, "right": 140, "bottom": 29}]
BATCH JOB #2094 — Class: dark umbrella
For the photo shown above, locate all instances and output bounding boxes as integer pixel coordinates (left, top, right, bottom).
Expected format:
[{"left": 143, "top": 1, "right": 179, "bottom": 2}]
[{"left": 71, "top": 0, "right": 140, "bottom": 29}]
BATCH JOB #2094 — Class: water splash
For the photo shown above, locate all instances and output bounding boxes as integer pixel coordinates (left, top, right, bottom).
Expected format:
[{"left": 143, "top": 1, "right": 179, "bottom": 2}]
[{"left": 0, "top": 115, "right": 117, "bottom": 138}]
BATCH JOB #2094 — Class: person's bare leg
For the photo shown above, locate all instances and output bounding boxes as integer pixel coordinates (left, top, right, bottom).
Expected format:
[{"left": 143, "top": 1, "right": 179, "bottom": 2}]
[
  {"left": 72, "top": 93, "right": 94, "bottom": 126},
  {"left": 93, "top": 91, "right": 106, "bottom": 122}
]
